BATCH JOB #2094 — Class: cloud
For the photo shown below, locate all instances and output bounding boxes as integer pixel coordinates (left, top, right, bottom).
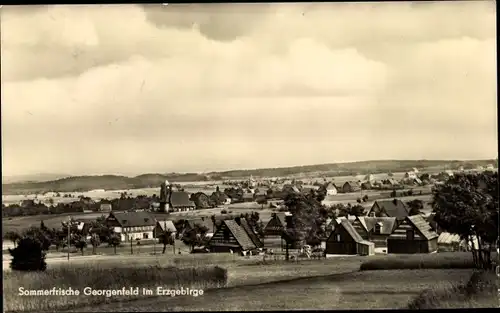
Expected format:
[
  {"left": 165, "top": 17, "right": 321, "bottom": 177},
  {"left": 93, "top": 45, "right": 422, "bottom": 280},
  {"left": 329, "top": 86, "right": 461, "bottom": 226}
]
[{"left": 0, "top": 2, "right": 497, "bottom": 176}]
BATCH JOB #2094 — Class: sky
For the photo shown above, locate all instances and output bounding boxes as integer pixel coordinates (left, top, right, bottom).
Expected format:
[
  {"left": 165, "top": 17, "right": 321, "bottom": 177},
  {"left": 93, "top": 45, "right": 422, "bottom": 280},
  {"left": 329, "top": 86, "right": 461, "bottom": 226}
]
[{"left": 1, "top": 2, "right": 497, "bottom": 177}]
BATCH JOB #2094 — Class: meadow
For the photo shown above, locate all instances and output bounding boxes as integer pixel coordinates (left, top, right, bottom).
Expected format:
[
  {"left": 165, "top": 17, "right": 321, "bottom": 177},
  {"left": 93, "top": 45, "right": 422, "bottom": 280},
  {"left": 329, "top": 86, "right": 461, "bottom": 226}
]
[{"left": 4, "top": 250, "right": 490, "bottom": 312}]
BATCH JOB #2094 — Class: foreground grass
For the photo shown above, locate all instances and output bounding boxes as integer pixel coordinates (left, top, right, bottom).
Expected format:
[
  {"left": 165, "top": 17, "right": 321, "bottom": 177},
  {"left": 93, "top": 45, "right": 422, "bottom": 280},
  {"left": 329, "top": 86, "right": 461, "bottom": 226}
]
[
  {"left": 3, "top": 265, "right": 227, "bottom": 312},
  {"left": 359, "top": 252, "right": 498, "bottom": 271},
  {"left": 62, "top": 269, "right": 472, "bottom": 311},
  {"left": 408, "top": 270, "right": 498, "bottom": 309}
]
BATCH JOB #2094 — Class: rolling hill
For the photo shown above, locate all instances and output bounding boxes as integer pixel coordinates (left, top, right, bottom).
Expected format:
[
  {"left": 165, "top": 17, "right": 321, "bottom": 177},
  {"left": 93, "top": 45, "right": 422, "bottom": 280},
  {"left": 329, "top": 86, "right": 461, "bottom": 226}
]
[{"left": 2, "top": 159, "right": 495, "bottom": 195}]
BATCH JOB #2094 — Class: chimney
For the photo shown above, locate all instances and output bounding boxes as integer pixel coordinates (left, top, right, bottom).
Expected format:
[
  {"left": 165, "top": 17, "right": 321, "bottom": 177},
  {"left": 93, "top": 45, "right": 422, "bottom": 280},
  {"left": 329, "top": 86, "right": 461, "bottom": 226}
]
[{"left": 235, "top": 217, "right": 241, "bottom": 225}]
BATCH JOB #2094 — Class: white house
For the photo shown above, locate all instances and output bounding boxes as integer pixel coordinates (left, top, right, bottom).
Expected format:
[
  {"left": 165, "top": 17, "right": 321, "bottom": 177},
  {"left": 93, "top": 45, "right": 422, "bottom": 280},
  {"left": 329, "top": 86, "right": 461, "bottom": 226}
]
[
  {"left": 325, "top": 182, "right": 338, "bottom": 196},
  {"left": 404, "top": 171, "right": 417, "bottom": 179},
  {"left": 105, "top": 211, "right": 156, "bottom": 242}
]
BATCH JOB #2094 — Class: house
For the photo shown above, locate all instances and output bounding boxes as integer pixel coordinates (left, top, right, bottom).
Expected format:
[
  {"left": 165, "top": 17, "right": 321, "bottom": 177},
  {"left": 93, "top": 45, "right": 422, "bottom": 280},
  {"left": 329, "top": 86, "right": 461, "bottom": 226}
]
[
  {"left": 485, "top": 164, "right": 495, "bottom": 170},
  {"left": 386, "top": 215, "right": 438, "bottom": 254},
  {"left": 412, "top": 168, "right": 419, "bottom": 174},
  {"left": 282, "top": 184, "right": 301, "bottom": 194},
  {"left": 154, "top": 220, "right": 177, "bottom": 238},
  {"left": 264, "top": 212, "right": 291, "bottom": 236},
  {"left": 437, "top": 232, "right": 461, "bottom": 252},
  {"left": 169, "top": 191, "right": 196, "bottom": 212},
  {"left": 325, "top": 220, "right": 374, "bottom": 256},
  {"left": 105, "top": 211, "right": 156, "bottom": 242},
  {"left": 191, "top": 192, "right": 210, "bottom": 209},
  {"left": 342, "top": 181, "right": 360, "bottom": 193},
  {"left": 366, "top": 199, "right": 409, "bottom": 221},
  {"left": 183, "top": 217, "right": 222, "bottom": 236},
  {"left": 404, "top": 171, "right": 417, "bottom": 179},
  {"left": 208, "top": 219, "right": 257, "bottom": 254},
  {"left": 302, "top": 185, "right": 321, "bottom": 195},
  {"left": 360, "top": 182, "right": 372, "bottom": 190},
  {"left": 352, "top": 216, "right": 397, "bottom": 248},
  {"left": 239, "top": 217, "right": 264, "bottom": 248},
  {"left": 324, "top": 182, "right": 338, "bottom": 196},
  {"left": 99, "top": 203, "right": 112, "bottom": 212}
]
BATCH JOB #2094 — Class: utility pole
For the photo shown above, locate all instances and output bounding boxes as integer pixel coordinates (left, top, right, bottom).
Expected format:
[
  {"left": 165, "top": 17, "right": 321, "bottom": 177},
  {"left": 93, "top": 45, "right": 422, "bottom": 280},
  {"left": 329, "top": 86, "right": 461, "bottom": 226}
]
[
  {"left": 153, "top": 221, "right": 156, "bottom": 255},
  {"left": 130, "top": 230, "right": 133, "bottom": 255},
  {"left": 67, "top": 216, "right": 71, "bottom": 261}
]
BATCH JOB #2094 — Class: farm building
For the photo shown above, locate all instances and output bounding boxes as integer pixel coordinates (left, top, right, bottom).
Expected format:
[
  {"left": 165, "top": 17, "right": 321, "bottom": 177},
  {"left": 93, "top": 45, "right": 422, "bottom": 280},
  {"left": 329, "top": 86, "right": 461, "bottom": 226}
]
[
  {"left": 323, "top": 182, "right": 338, "bottom": 196},
  {"left": 341, "top": 181, "right": 361, "bottom": 193},
  {"left": 208, "top": 219, "right": 257, "bottom": 254},
  {"left": 190, "top": 192, "right": 210, "bottom": 209},
  {"left": 302, "top": 185, "right": 321, "bottom": 195},
  {"left": 99, "top": 203, "right": 112, "bottom": 212},
  {"left": 366, "top": 199, "right": 409, "bottom": 221},
  {"left": 154, "top": 220, "right": 177, "bottom": 238},
  {"left": 386, "top": 215, "right": 438, "bottom": 254},
  {"left": 352, "top": 216, "right": 397, "bottom": 248},
  {"left": 105, "top": 211, "right": 156, "bottom": 242},
  {"left": 437, "top": 232, "right": 461, "bottom": 252},
  {"left": 169, "top": 191, "right": 196, "bottom": 211},
  {"left": 325, "top": 220, "right": 374, "bottom": 256},
  {"left": 264, "top": 212, "right": 291, "bottom": 236},
  {"left": 360, "top": 182, "right": 372, "bottom": 190},
  {"left": 242, "top": 192, "right": 254, "bottom": 202},
  {"left": 182, "top": 217, "right": 222, "bottom": 236},
  {"left": 282, "top": 184, "right": 301, "bottom": 194}
]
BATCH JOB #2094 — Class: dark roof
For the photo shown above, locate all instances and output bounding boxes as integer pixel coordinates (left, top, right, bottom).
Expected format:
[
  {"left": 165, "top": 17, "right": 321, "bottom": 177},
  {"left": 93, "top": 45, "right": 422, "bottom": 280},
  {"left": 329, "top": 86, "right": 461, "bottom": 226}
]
[
  {"left": 407, "top": 215, "right": 438, "bottom": 240},
  {"left": 170, "top": 192, "right": 195, "bottom": 208},
  {"left": 357, "top": 217, "right": 397, "bottom": 235},
  {"left": 372, "top": 199, "right": 409, "bottom": 219},
  {"left": 239, "top": 218, "right": 263, "bottom": 248},
  {"left": 224, "top": 220, "right": 257, "bottom": 250},
  {"left": 275, "top": 212, "right": 288, "bottom": 227},
  {"left": 340, "top": 220, "right": 364, "bottom": 243},
  {"left": 109, "top": 211, "right": 156, "bottom": 227}
]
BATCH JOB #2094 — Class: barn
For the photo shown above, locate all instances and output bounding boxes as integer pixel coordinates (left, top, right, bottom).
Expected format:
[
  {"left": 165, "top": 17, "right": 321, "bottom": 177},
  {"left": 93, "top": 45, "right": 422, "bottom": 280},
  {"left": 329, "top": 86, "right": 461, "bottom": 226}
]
[
  {"left": 387, "top": 215, "right": 438, "bottom": 254},
  {"left": 264, "top": 212, "right": 291, "bottom": 236},
  {"left": 169, "top": 191, "right": 196, "bottom": 212},
  {"left": 208, "top": 219, "right": 257, "bottom": 254},
  {"left": 342, "top": 181, "right": 361, "bottom": 193},
  {"left": 366, "top": 199, "right": 409, "bottom": 221},
  {"left": 352, "top": 216, "right": 397, "bottom": 249},
  {"left": 325, "top": 219, "right": 374, "bottom": 256}
]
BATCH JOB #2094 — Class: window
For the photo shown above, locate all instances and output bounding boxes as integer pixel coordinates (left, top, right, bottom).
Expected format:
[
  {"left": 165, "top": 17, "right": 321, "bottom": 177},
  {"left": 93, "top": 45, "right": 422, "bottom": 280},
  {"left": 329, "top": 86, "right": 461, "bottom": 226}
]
[
  {"left": 143, "top": 233, "right": 149, "bottom": 239},
  {"left": 406, "top": 229, "right": 414, "bottom": 240},
  {"left": 370, "top": 212, "right": 376, "bottom": 217},
  {"left": 336, "top": 234, "right": 341, "bottom": 242},
  {"left": 374, "top": 224, "right": 381, "bottom": 234}
]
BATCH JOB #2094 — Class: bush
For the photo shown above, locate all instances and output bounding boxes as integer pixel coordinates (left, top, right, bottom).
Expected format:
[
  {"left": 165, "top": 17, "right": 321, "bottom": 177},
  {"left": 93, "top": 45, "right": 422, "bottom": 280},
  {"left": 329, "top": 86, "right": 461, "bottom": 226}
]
[
  {"left": 360, "top": 253, "right": 475, "bottom": 271},
  {"left": 8, "top": 237, "right": 47, "bottom": 272},
  {"left": 3, "top": 264, "right": 228, "bottom": 312},
  {"left": 221, "top": 209, "right": 227, "bottom": 214},
  {"left": 407, "top": 270, "right": 498, "bottom": 309}
]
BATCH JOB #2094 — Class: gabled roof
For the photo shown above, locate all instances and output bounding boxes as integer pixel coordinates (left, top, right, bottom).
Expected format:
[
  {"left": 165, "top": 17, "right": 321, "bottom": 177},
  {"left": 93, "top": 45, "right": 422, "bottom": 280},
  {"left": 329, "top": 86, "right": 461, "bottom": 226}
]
[
  {"left": 343, "top": 181, "right": 360, "bottom": 187},
  {"left": 239, "top": 218, "right": 263, "bottom": 248},
  {"left": 157, "top": 220, "right": 177, "bottom": 233},
  {"left": 372, "top": 199, "right": 409, "bottom": 219},
  {"left": 438, "top": 232, "right": 461, "bottom": 244},
  {"left": 170, "top": 192, "right": 195, "bottom": 208},
  {"left": 407, "top": 215, "right": 438, "bottom": 240},
  {"left": 339, "top": 220, "right": 364, "bottom": 243},
  {"left": 356, "top": 216, "right": 397, "bottom": 235},
  {"left": 223, "top": 220, "right": 257, "bottom": 251},
  {"left": 275, "top": 212, "right": 289, "bottom": 227},
  {"left": 108, "top": 211, "right": 156, "bottom": 227},
  {"left": 325, "top": 182, "right": 337, "bottom": 190}
]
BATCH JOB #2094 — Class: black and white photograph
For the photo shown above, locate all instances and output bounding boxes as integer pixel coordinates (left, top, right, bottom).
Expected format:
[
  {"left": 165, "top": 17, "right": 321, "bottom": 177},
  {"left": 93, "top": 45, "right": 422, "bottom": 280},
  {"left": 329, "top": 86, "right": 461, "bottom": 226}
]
[{"left": 1, "top": 2, "right": 498, "bottom": 311}]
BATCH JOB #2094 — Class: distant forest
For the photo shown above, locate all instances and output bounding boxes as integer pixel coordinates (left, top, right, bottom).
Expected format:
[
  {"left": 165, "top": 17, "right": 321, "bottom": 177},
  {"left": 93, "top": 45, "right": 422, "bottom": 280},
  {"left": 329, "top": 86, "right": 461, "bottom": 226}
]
[{"left": 2, "top": 159, "right": 495, "bottom": 195}]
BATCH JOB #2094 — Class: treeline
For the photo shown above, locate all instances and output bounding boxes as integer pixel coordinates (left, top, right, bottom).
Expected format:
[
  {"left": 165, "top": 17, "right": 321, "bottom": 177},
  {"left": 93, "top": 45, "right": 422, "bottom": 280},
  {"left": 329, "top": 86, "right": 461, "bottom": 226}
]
[
  {"left": 2, "top": 193, "right": 159, "bottom": 218},
  {"left": 3, "top": 160, "right": 493, "bottom": 195}
]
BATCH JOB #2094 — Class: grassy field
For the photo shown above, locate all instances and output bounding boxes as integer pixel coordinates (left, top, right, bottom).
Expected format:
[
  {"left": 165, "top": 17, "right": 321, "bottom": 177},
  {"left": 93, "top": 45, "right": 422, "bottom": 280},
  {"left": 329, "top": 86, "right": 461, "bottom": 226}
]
[
  {"left": 60, "top": 269, "right": 474, "bottom": 311},
  {"left": 3, "top": 264, "right": 227, "bottom": 312}
]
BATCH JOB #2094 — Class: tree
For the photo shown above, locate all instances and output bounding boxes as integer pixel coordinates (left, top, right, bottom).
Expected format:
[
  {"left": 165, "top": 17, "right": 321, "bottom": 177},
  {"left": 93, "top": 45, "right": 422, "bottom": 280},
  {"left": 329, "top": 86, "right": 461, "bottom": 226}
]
[
  {"left": 407, "top": 199, "right": 424, "bottom": 216},
  {"left": 9, "top": 237, "right": 47, "bottom": 272},
  {"left": 158, "top": 230, "right": 175, "bottom": 254},
  {"left": 90, "top": 233, "right": 101, "bottom": 254},
  {"left": 73, "top": 235, "right": 87, "bottom": 255},
  {"left": 349, "top": 204, "right": 365, "bottom": 216},
  {"left": 108, "top": 234, "right": 121, "bottom": 254},
  {"left": 4, "top": 231, "right": 21, "bottom": 248},
  {"left": 181, "top": 224, "right": 209, "bottom": 252},
  {"left": 432, "top": 172, "right": 498, "bottom": 270},
  {"left": 23, "top": 227, "right": 51, "bottom": 251}
]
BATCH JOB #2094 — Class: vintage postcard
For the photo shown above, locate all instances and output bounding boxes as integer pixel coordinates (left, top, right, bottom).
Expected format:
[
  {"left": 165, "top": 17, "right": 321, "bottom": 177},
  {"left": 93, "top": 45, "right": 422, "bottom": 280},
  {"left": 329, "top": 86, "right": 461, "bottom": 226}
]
[{"left": 1, "top": 2, "right": 498, "bottom": 312}]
